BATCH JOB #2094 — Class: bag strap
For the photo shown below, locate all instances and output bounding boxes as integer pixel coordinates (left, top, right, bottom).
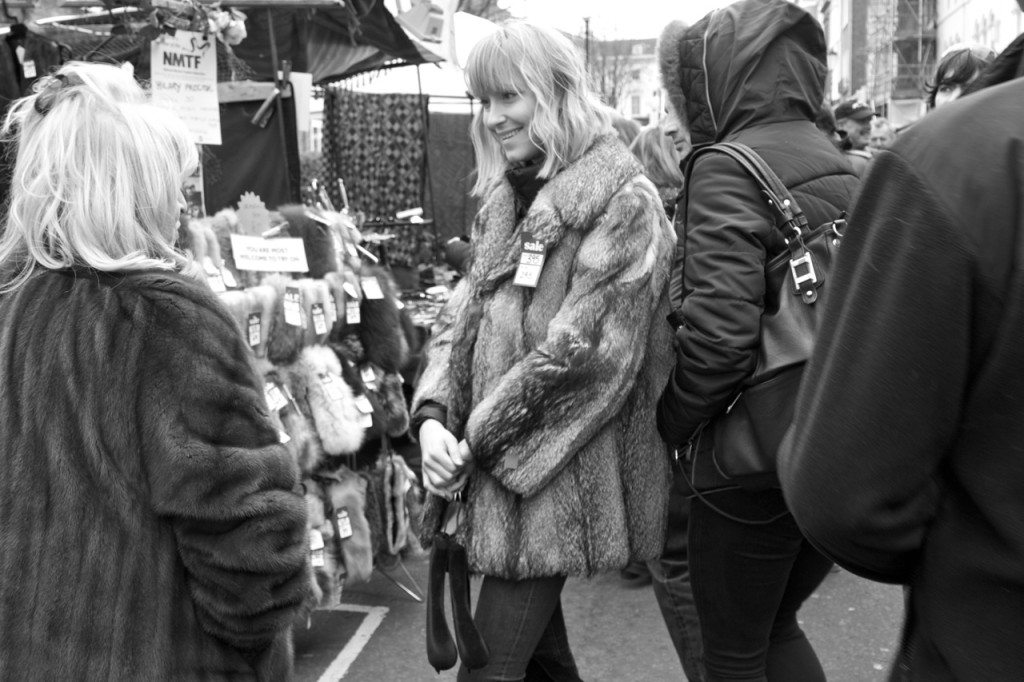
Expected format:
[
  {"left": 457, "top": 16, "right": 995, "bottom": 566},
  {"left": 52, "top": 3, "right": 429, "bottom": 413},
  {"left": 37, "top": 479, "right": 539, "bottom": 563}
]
[
  {"left": 684, "top": 141, "right": 810, "bottom": 241},
  {"left": 682, "top": 142, "right": 821, "bottom": 303}
]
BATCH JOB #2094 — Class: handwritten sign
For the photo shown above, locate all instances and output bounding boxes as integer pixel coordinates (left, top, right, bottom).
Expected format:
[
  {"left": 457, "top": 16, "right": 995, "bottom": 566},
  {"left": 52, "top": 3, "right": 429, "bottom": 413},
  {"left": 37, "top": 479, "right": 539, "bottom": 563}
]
[
  {"left": 229, "top": 234, "right": 310, "bottom": 272},
  {"left": 151, "top": 31, "right": 221, "bottom": 145}
]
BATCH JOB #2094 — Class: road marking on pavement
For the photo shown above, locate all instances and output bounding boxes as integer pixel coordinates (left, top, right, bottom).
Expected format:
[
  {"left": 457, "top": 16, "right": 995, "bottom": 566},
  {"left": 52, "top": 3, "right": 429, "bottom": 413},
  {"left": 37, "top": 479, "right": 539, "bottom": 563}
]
[{"left": 316, "top": 603, "right": 390, "bottom": 681}]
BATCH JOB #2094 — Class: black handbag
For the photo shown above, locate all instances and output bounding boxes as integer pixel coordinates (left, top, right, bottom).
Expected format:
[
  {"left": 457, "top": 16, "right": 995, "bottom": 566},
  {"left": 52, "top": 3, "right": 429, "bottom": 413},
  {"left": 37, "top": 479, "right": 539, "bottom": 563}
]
[
  {"left": 425, "top": 498, "right": 490, "bottom": 673},
  {"left": 681, "top": 142, "right": 845, "bottom": 492}
]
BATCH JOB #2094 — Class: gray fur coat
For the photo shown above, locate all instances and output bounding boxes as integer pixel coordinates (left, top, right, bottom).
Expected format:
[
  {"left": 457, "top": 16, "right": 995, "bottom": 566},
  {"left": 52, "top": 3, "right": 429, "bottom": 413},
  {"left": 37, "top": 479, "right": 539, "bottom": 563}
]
[{"left": 413, "top": 133, "right": 675, "bottom": 579}]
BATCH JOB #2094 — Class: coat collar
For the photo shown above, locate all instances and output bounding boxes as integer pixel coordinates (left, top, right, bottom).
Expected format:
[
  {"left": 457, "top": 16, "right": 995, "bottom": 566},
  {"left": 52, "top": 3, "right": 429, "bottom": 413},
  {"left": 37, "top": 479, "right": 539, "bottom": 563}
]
[{"left": 469, "top": 133, "right": 641, "bottom": 293}]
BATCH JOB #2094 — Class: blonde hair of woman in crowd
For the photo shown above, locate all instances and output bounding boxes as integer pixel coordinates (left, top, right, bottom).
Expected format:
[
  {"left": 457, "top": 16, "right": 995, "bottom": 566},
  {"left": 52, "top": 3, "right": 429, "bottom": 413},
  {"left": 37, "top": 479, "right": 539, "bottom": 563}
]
[
  {"left": 0, "top": 61, "right": 199, "bottom": 293},
  {"left": 467, "top": 21, "right": 612, "bottom": 195},
  {"left": 631, "top": 126, "right": 684, "bottom": 190}
]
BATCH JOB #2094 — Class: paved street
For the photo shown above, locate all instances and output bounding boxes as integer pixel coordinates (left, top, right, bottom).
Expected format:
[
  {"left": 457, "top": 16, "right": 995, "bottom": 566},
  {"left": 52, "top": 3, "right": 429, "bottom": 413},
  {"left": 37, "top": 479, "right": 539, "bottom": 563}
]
[{"left": 295, "top": 553, "right": 904, "bottom": 682}]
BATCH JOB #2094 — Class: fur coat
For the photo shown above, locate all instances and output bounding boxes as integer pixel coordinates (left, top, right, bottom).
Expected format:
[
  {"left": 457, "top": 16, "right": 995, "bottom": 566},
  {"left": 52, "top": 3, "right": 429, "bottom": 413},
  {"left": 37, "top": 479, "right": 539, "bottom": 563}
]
[
  {"left": 413, "top": 133, "right": 675, "bottom": 579},
  {"left": 0, "top": 268, "right": 310, "bottom": 680}
]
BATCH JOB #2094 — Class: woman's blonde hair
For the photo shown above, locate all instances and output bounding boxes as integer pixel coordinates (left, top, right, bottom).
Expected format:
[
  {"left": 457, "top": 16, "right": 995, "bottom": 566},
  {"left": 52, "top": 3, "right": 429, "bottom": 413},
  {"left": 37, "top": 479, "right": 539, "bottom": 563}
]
[
  {"left": 465, "top": 21, "right": 611, "bottom": 196},
  {"left": 630, "top": 126, "right": 684, "bottom": 189},
  {"left": 0, "top": 61, "right": 199, "bottom": 293}
]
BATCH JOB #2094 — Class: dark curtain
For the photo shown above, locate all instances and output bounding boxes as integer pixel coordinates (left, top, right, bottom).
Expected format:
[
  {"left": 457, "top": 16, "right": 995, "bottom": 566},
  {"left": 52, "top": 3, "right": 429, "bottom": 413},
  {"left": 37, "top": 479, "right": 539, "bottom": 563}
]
[
  {"left": 324, "top": 88, "right": 429, "bottom": 267},
  {"left": 426, "top": 110, "right": 478, "bottom": 242},
  {"left": 202, "top": 94, "right": 301, "bottom": 214}
]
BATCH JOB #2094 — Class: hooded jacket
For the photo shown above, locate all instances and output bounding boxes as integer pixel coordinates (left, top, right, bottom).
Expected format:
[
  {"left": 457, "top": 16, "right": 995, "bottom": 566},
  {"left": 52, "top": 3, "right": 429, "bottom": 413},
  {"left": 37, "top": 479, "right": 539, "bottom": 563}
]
[
  {"left": 655, "top": 0, "right": 859, "bottom": 458},
  {"left": 413, "top": 133, "right": 675, "bottom": 579},
  {"left": 779, "top": 50, "right": 1024, "bottom": 682},
  {"left": 0, "top": 268, "right": 310, "bottom": 680}
]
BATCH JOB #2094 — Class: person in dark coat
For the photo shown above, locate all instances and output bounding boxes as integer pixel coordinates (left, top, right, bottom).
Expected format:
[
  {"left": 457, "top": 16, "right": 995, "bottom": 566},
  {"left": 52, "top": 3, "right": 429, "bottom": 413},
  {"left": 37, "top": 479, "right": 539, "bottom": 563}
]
[
  {"left": 779, "top": 7, "right": 1024, "bottom": 679},
  {"left": 655, "top": 1, "right": 859, "bottom": 679},
  {"left": 0, "top": 62, "right": 310, "bottom": 680}
]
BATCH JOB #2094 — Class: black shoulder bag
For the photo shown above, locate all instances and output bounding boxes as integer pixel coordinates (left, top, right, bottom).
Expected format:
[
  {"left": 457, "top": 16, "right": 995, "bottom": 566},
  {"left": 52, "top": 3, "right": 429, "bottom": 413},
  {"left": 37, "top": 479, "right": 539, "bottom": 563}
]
[{"left": 681, "top": 142, "right": 845, "bottom": 495}]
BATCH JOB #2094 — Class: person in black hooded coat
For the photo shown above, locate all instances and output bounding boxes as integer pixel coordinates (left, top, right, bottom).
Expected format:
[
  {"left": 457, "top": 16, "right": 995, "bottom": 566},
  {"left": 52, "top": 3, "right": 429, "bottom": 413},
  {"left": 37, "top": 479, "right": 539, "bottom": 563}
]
[{"left": 655, "top": 1, "right": 858, "bottom": 679}]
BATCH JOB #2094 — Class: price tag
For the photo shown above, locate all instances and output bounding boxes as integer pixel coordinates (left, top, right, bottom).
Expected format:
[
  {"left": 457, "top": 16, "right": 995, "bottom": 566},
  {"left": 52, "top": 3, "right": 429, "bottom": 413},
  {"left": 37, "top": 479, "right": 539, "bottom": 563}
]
[
  {"left": 358, "top": 412, "right": 374, "bottom": 428},
  {"left": 283, "top": 286, "right": 303, "bottom": 327},
  {"left": 327, "top": 293, "right": 339, "bottom": 322},
  {"left": 207, "top": 273, "right": 226, "bottom": 293},
  {"left": 265, "top": 382, "right": 288, "bottom": 412},
  {"left": 310, "top": 529, "right": 325, "bottom": 567},
  {"left": 321, "top": 373, "right": 344, "bottom": 402},
  {"left": 336, "top": 509, "right": 353, "bottom": 539},
  {"left": 278, "top": 429, "right": 291, "bottom": 444},
  {"left": 354, "top": 394, "right": 374, "bottom": 414},
  {"left": 361, "top": 276, "right": 385, "bottom": 300},
  {"left": 311, "top": 303, "right": 327, "bottom": 335},
  {"left": 342, "top": 281, "right": 361, "bottom": 300},
  {"left": 247, "top": 313, "right": 262, "bottom": 347},
  {"left": 22, "top": 60, "right": 36, "bottom": 80},
  {"left": 221, "top": 267, "right": 238, "bottom": 289},
  {"left": 513, "top": 231, "right": 547, "bottom": 288},
  {"left": 360, "top": 365, "right": 377, "bottom": 389},
  {"left": 346, "top": 300, "right": 361, "bottom": 325}
]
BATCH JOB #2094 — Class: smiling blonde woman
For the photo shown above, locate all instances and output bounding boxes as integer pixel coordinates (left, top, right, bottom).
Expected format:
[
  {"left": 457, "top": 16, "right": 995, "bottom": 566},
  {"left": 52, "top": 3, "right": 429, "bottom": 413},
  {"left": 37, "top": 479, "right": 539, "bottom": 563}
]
[{"left": 411, "top": 20, "right": 676, "bottom": 681}]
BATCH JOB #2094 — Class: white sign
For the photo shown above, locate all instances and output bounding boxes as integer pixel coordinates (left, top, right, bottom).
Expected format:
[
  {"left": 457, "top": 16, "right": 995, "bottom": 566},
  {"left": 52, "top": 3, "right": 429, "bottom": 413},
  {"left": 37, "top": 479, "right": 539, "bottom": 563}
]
[
  {"left": 229, "top": 234, "right": 310, "bottom": 272},
  {"left": 151, "top": 31, "right": 221, "bottom": 145}
]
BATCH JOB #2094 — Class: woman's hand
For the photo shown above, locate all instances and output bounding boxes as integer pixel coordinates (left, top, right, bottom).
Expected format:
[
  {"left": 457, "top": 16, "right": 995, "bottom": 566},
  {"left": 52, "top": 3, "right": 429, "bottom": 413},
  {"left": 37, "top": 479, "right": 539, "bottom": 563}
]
[{"left": 420, "top": 420, "right": 472, "bottom": 497}]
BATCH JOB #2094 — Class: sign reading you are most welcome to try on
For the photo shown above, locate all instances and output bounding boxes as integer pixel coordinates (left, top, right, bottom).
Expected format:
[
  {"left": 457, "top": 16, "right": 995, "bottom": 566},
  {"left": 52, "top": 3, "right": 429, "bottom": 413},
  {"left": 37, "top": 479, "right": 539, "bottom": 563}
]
[{"left": 151, "top": 30, "right": 221, "bottom": 145}]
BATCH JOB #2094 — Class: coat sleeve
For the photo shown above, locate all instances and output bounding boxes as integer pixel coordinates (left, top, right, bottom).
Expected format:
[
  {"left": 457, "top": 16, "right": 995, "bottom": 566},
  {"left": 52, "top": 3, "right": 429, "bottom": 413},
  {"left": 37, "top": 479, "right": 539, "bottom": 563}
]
[
  {"left": 656, "top": 152, "right": 772, "bottom": 447},
  {"left": 409, "top": 276, "right": 473, "bottom": 420},
  {"left": 778, "top": 151, "right": 970, "bottom": 583},
  {"left": 464, "top": 181, "right": 674, "bottom": 497},
  {"left": 137, "top": 282, "right": 311, "bottom": 655}
]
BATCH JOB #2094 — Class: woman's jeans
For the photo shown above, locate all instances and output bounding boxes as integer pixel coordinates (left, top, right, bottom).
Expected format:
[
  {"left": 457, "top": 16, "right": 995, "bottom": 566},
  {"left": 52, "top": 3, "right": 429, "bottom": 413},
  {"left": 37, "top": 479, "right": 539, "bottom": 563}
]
[
  {"left": 650, "top": 465, "right": 706, "bottom": 680},
  {"left": 457, "top": 574, "right": 582, "bottom": 682},
  {"left": 689, "top": 487, "right": 833, "bottom": 682}
]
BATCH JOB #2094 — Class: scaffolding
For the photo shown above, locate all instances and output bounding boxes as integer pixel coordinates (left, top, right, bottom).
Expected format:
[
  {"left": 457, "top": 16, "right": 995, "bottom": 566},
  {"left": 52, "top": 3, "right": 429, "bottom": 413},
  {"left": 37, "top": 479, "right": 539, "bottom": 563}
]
[{"left": 866, "top": 0, "right": 936, "bottom": 116}]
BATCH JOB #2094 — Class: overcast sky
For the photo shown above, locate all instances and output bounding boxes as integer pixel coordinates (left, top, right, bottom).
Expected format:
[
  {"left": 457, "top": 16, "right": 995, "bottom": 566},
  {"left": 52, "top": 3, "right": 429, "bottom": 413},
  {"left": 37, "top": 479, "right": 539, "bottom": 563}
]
[{"left": 500, "top": 0, "right": 736, "bottom": 39}]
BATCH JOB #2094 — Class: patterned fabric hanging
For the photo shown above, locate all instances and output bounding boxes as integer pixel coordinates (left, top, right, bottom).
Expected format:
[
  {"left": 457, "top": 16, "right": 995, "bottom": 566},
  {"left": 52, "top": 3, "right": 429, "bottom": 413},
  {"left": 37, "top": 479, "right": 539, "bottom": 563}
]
[{"left": 324, "top": 87, "right": 430, "bottom": 267}]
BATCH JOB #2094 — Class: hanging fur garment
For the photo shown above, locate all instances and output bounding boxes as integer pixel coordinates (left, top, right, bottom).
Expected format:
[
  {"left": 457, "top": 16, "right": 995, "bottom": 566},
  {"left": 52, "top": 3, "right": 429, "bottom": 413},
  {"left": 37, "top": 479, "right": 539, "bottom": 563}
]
[
  {"left": 264, "top": 274, "right": 306, "bottom": 365},
  {"left": 357, "top": 266, "right": 409, "bottom": 373},
  {"left": 277, "top": 203, "right": 339, "bottom": 279},
  {"left": 299, "top": 345, "right": 367, "bottom": 457}
]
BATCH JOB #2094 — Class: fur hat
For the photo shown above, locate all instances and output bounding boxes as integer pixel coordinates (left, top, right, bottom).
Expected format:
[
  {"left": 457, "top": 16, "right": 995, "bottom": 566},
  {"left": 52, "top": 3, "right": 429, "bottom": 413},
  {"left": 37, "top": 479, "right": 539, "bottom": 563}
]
[
  {"left": 247, "top": 284, "right": 278, "bottom": 359},
  {"left": 263, "top": 362, "right": 322, "bottom": 476},
  {"left": 278, "top": 204, "right": 339, "bottom": 279},
  {"left": 299, "top": 345, "right": 367, "bottom": 456},
  {"left": 322, "top": 271, "right": 349, "bottom": 336},
  {"left": 210, "top": 208, "right": 262, "bottom": 289},
  {"left": 658, "top": 20, "right": 691, "bottom": 122},
  {"left": 320, "top": 467, "right": 374, "bottom": 587},
  {"left": 358, "top": 266, "right": 409, "bottom": 373},
  {"left": 215, "top": 289, "right": 253, "bottom": 342},
  {"left": 264, "top": 274, "right": 306, "bottom": 366}
]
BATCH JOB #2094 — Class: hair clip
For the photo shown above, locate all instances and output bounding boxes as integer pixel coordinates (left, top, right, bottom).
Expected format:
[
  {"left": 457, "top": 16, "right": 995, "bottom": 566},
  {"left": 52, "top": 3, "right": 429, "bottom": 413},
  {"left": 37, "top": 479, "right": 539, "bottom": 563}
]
[{"left": 33, "top": 73, "right": 70, "bottom": 116}]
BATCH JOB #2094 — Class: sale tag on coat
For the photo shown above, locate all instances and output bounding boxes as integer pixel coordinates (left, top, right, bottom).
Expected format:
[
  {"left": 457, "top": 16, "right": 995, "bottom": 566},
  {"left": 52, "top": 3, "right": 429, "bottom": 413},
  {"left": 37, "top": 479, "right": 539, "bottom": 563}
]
[
  {"left": 311, "top": 303, "right": 327, "bottom": 335},
  {"left": 513, "top": 232, "right": 546, "bottom": 287}
]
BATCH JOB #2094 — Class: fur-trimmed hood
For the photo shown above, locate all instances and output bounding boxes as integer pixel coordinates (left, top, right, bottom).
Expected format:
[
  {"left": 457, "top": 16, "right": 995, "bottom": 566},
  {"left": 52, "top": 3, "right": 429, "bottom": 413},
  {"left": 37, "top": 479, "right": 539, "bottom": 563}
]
[{"left": 658, "top": 0, "right": 826, "bottom": 145}]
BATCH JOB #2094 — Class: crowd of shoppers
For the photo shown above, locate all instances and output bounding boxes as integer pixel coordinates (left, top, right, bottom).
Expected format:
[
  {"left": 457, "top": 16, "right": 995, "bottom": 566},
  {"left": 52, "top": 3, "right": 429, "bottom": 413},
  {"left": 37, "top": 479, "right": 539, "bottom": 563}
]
[{"left": 2, "top": 0, "right": 1023, "bottom": 680}]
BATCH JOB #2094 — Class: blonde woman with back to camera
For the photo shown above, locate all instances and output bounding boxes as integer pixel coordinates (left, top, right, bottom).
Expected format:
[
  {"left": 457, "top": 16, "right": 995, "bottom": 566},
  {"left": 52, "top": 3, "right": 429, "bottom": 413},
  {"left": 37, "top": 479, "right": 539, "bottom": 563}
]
[
  {"left": 0, "top": 62, "right": 310, "bottom": 679},
  {"left": 410, "top": 20, "right": 676, "bottom": 681}
]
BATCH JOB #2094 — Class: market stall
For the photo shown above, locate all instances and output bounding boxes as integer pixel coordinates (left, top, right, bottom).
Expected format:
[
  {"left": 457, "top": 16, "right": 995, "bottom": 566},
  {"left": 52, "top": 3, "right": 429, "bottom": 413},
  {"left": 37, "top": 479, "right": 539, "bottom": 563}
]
[{"left": 0, "top": 0, "right": 453, "bottom": 611}]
